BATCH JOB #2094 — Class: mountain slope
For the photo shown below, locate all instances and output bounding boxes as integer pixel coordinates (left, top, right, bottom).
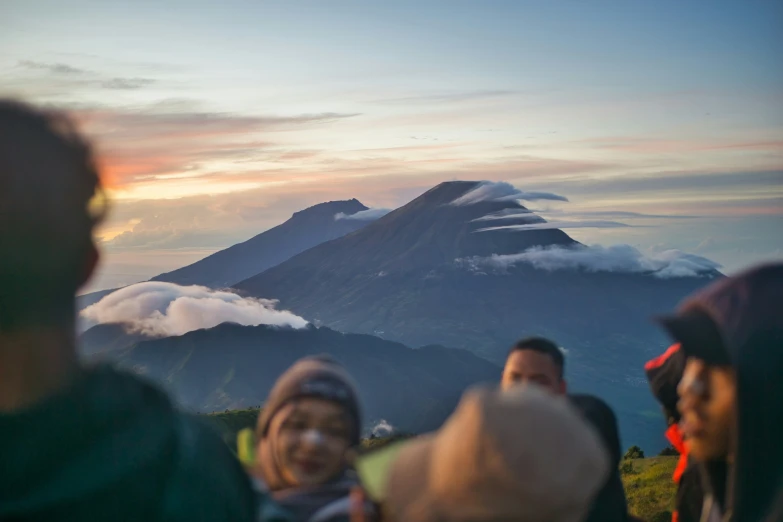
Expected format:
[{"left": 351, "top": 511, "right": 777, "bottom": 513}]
[
  {"left": 151, "top": 199, "right": 371, "bottom": 288},
  {"left": 78, "top": 322, "right": 152, "bottom": 357},
  {"left": 77, "top": 199, "right": 374, "bottom": 309},
  {"left": 86, "top": 322, "right": 500, "bottom": 434},
  {"left": 233, "top": 181, "right": 717, "bottom": 451}
]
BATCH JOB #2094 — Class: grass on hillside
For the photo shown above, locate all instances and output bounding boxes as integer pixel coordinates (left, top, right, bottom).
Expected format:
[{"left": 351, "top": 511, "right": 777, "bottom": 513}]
[{"left": 621, "top": 456, "right": 678, "bottom": 522}]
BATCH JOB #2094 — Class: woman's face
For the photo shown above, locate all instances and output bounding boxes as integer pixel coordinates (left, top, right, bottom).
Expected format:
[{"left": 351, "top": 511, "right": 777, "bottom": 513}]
[
  {"left": 677, "top": 357, "right": 736, "bottom": 462},
  {"left": 267, "top": 398, "right": 353, "bottom": 488}
]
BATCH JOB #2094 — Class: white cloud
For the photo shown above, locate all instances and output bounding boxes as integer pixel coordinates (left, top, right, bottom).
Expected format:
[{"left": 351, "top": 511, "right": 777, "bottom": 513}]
[
  {"left": 471, "top": 208, "right": 542, "bottom": 222},
  {"left": 334, "top": 208, "right": 392, "bottom": 221},
  {"left": 457, "top": 244, "right": 721, "bottom": 279},
  {"left": 476, "top": 220, "right": 631, "bottom": 232},
  {"left": 80, "top": 281, "right": 308, "bottom": 337},
  {"left": 451, "top": 181, "right": 569, "bottom": 206}
]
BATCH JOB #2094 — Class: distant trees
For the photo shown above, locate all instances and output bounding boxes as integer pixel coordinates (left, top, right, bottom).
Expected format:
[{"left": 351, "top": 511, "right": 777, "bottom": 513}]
[{"left": 624, "top": 445, "right": 645, "bottom": 460}]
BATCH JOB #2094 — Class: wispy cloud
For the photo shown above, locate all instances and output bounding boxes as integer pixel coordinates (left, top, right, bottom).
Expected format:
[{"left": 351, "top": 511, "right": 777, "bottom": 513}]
[
  {"left": 476, "top": 220, "right": 632, "bottom": 232},
  {"left": 471, "top": 208, "right": 539, "bottom": 222},
  {"left": 373, "top": 90, "right": 516, "bottom": 105},
  {"left": 335, "top": 208, "right": 392, "bottom": 221},
  {"left": 582, "top": 136, "right": 783, "bottom": 154},
  {"left": 101, "top": 77, "right": 156, "bottom": 90},
  {"left": 18, "top": 60, "right": 87, "bottom": 75},
  {"left": 538, "top": 210, "right": 696, "bottom": 220},
  {"left": 531, "top": 169, "right": 783, "bottom": 196},
  {"left": 457, "top": 244, "right": 721, "bottom": 279},
  {"left": 67, "top": 103, "right": 360, "bottom": 187}
]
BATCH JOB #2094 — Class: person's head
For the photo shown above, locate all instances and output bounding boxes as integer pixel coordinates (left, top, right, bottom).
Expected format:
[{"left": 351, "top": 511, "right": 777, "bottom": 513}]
[
  {"left": 0, "top": 100, "right": 106, "bottom": 333},
  {"left": 675, "top": 331, "right": 736, "bottom": 462},
  {"left": 359, "top": 386, "right": 609, "bottom": 522},
  {"left": 501, "top": 337, "right": 566, "bottom": 394},
  {"left": 661, "top": 264, "right": 783, "bottom": 521},
  {"left": 662, "top": 305, "right": 736, "bottom": 464},
  {"left": 255, "top": 355, "right": 362, "bottom": 490}
]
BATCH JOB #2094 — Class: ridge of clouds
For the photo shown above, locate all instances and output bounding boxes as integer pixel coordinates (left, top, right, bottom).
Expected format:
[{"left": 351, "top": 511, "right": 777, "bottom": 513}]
[
  {"left": 80, "top": 282, "right": 308, "bottom": 337},
  {"left": 456, "top": 244, "right": 722, "bottom": 279}
]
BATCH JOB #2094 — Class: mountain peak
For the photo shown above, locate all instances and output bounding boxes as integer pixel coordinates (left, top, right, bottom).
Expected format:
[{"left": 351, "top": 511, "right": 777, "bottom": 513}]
[
  {"left": 236, "top": 180, "right": 577, "bottom": 290},
  {"left": 291, "top": 199, "right": 368, "bottom": 220},
  {"left": 149, "top": 198, "right": 373, "bottom": 288}
]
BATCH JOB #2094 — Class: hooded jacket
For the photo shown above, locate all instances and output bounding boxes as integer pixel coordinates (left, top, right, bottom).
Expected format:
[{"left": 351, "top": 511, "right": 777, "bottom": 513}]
[
  {"left": 0, "top": 365, "right": 255, "bottom": 522},
  {"left": 659, "top": 263, "right": 783, "bottom": 522}
]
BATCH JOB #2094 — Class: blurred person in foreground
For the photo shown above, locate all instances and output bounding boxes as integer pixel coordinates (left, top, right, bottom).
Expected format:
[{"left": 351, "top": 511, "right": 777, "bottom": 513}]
[
  {"left": 0, "top": 100, "right": 255, "bottom": 521},
  {"left": 352, "top": 385, "right": 610, "bottom": 522},
  {"left": 501, "top": 337, "right": 631, "bottom": 522},
  {"left": 250, "top": 355, "right": 376, "bottom": 522},
  {"left": 659, "top": 263, "right": 783, "bottom": 521}
]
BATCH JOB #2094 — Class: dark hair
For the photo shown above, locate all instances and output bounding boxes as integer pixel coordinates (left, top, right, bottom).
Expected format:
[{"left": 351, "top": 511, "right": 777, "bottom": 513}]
[
  {"left": 0, "top": 100, "right": 107, "bottom": 330},
  {"left": 508, "top": 337, "right": 565, "bottom": 379}
]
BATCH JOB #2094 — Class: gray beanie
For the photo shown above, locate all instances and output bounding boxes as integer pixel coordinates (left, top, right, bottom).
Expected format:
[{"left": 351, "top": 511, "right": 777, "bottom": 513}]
[{"left": 256, "top": 355, "right": 362, "bottom": 445}]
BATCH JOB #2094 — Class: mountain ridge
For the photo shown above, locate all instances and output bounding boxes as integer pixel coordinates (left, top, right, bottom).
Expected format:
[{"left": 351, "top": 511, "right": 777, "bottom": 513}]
[
  {"left": 77, "top": 199, "right": 375, "bottom": 308},
  {"left": 151, "top": 198, "right": 370, "bottom": 288},
  {"left": 81, "top": 321, "right": 500, "bottom": 434}
]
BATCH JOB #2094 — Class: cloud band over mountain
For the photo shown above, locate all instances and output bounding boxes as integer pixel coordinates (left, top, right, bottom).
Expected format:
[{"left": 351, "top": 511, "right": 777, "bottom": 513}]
[
  {"left": 451, "top": 181, "right": 569, "bottom": 206},
  {"left": 80, "top": 282, "right": 308, "bottom": 337},
  {"left": 476, "top": 220, "right": 632, "bottom": 232},
  {"left": 457, "top": 244, "right": 721, "bottom": 279},
  {"left": 334, "top": 208, "right": 392, "bottom": 221}
]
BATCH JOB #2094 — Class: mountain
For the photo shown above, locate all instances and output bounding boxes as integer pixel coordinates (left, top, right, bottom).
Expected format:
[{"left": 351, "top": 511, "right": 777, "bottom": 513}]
[
  {"left": 233, "top": 181, "right": 717, "bottom": 450},
  {"left": 77, "top": 287, "right": 117, "bottom": 310},
  {"left": 79, "top": 322, "right": 152, "bottom": 357},
  {"left": 81, "top": 322, "right": 500, "bottom": 434},
  {"left": 77, "top": 199, "right": 374, "bottom": 309},
  {"left": 151, "top": 199, "right": 371, "bottom": 288}
]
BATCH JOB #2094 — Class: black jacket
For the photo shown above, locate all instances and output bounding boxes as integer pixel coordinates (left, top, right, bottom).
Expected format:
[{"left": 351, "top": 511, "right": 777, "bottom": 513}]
[
  {"left": 570, "top": 394, "right": 630, "bottom": 522},
  {"left": 0, "top": 366, "right": 256, "bottom": 522}
]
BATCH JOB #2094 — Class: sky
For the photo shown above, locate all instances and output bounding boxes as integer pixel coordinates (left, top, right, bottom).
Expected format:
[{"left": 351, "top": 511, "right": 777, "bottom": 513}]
[{"left": 1, "top": 0, "right": 781, "bottom": 292}]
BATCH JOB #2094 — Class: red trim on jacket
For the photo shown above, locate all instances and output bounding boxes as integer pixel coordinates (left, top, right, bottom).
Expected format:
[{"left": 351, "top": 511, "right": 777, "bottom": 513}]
[
  {"left": 644, "top": 343, "right": 681, "bottom": 371},
  {"left": 665, "top": 423, "right": 689, "bottom": 484}
]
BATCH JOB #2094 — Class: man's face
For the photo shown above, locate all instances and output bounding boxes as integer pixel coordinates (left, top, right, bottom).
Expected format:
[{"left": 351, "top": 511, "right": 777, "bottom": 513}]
[
  {"left": 677, "top": 357, "right": 736, "bottom": 462},
  {"left": 501, "top": 349, "right": 566, "bottom": 395}
]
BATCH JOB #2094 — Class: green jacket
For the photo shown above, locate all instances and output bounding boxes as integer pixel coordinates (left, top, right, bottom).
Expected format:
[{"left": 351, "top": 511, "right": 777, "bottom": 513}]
[{"left": 0, "top": 366, "right": 256, "bottom": 522}]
